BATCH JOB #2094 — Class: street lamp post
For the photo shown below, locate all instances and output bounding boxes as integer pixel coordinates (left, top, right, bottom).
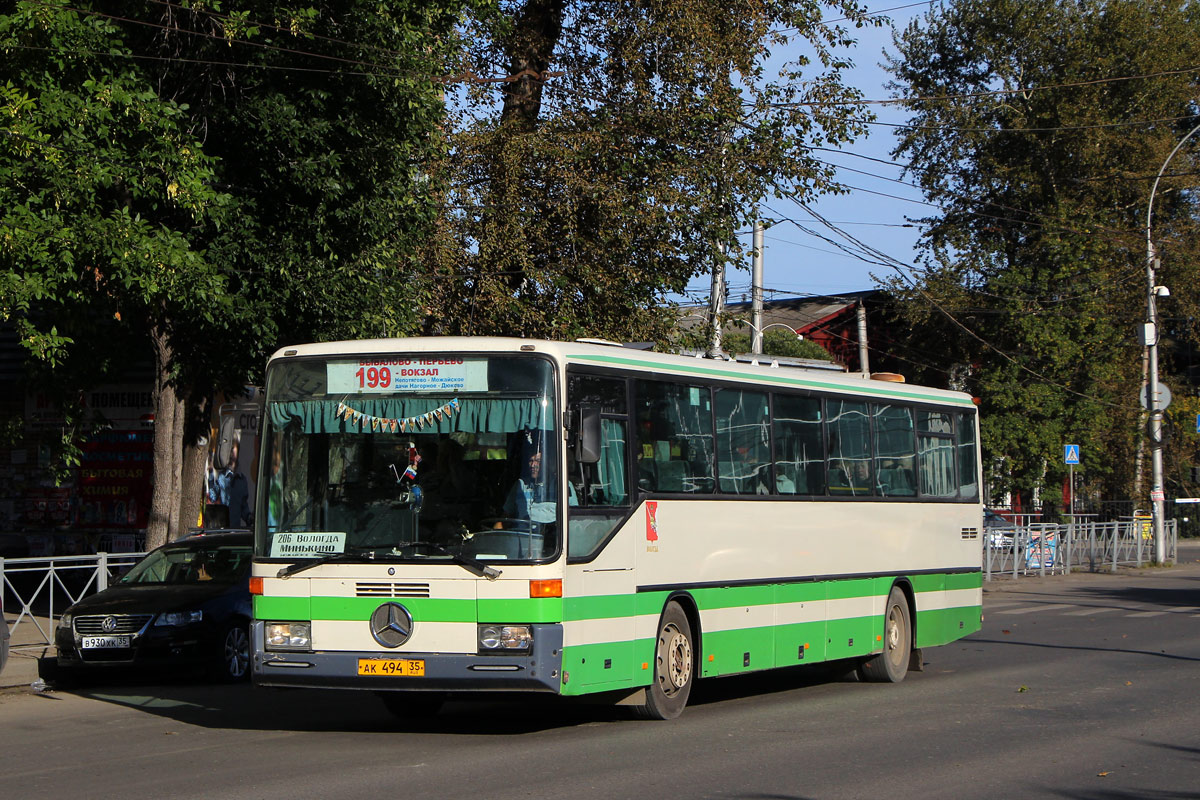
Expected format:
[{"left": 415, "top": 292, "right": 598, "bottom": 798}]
[{"left": 1144, "top": 121, "right": 1200, "bottom": 564}]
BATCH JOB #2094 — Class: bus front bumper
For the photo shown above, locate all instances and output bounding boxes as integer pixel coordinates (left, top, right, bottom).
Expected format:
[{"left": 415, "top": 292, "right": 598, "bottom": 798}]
[{"left": 251, "top": 621, "right": 563, "bottom": 692}]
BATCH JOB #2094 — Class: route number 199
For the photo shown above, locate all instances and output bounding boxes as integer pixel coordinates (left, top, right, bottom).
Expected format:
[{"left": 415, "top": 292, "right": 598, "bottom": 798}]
[{"left": 355, "top": 366, "right": 392, "bottom": 389}]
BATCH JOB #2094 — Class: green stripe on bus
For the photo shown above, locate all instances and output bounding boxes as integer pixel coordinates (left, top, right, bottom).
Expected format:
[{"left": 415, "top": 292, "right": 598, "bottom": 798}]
[
  {"left": 570, "top": 354, "right": 977, "bottom": 407},
  {"left": 564, "top": 594, "right": 638, "bottom": 621},
  {"left": 946, "top": 571, "right": 983, "bottom": 590},
  {"left": 477, "top": 597, "right": 563, "bottom": 622},
  {"left": 256, "top": 595, "right": 563, "bottom": 623},
  {"left": 255, "top": 595, "right": 310, "bottom": 620}
]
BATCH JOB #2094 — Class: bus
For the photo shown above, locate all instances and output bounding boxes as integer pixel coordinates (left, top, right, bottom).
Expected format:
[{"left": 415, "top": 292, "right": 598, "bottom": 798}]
[{"left": 251, "top": 337, "right": 983, "bottom": 719}]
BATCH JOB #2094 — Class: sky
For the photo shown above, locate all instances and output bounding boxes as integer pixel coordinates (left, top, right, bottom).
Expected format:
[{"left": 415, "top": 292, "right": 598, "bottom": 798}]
[{"left": 681, "top": 2, "right": 930, "bottom": 306}]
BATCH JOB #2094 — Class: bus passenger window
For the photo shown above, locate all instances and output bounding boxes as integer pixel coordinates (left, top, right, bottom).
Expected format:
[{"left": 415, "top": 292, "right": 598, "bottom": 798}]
[
  {"left": 715, "top": 389, "right": 770, "bottom": 494},
  {"left": 772, "top": 394, "right": 824, "bottom": 495},
  {"left": 918, "top": 411, "right": 957, "bottom": 498},
  {"left": 873, "top": 404, "right": 916, "bottom": 497},
  {"left": 635, "top": 380, "right": 714, "bottom": 494},
  {"left": 827, "top": 400, "right": 872, "bottom": 496},
  {"left": 957, "top": 413, "right": 979, "bottom": 500}
]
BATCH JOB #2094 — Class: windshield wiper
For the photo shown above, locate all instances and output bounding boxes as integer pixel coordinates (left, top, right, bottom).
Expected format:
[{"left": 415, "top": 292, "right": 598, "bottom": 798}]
[
  {"left": 277, "top": 552, "right": 362, "bottom": 579},
  {"left": 399, "top": 542, "right": 502, "bottom": 581},
  {"left": 276, "top": 545, "right": 501, "bottom": 581}
]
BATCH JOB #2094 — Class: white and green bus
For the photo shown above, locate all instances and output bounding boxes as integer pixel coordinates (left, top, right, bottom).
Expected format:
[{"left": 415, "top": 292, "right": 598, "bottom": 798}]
[{"left": 251, "top": 337, "right": 983, "bottom": 719}]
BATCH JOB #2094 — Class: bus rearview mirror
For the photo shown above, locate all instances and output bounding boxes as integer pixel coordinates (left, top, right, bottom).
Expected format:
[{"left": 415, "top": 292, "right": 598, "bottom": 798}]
[{"left": 576, "top": 404, "right": 602, "bottom": 464}]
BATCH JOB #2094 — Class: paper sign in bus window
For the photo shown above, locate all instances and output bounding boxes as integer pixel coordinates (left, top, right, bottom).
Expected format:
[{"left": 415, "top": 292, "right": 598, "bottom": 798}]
[{"left": 270, "top": 532, "right": 347, "bottom": 559}]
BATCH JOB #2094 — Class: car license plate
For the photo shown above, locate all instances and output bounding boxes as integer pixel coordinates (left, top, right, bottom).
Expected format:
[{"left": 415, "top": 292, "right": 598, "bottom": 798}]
[
  {"left": 357, "top": 658, "right": 425, "bottom": 677},
  {"left": 81, "top": 635, "right": 131, "bottom": 649}
]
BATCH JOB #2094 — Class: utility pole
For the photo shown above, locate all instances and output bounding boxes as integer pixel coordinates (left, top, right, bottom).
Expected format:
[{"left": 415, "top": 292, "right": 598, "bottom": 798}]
[
  {"left": 856, "top": 299, "right": 870, "bottom": 376},
  {"left": 751, "top": 220, "right": 765, "bottom": 355},
  {"left": 708, "top": 244, "right": 726, "bottom": 357},
  {"left": 1143, "top": 121, "right": 1200, "bottom": 563}
]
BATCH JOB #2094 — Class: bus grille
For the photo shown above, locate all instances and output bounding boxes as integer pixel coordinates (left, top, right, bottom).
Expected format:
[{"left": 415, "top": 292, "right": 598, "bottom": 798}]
[
  {"left": 355, "top": 582, "right": 431, "bottom": 598},
  {"left": 961, "top": 527, "right": 979, "bottom": 540}
]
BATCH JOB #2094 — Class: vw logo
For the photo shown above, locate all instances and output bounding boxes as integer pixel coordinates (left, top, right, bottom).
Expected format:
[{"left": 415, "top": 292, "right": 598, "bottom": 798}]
[
  {"left": 101, "top": 616, "right": 118, "bottom": 633},
  {"left": 369, "top": 602, "right": 414, "bottom": 648}
]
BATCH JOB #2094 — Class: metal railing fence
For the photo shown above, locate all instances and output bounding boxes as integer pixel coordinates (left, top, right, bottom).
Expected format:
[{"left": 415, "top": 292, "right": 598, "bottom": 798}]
[
  {"left": 1, "top": 552, "right": 145, "bottom": 653},
  {"left": 984, "top": 519, "right": 1178, "bottom": 580}
]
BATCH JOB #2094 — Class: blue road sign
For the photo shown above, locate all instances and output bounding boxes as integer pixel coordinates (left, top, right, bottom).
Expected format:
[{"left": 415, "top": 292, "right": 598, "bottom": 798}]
[{"left": 1064, "top": 444, "right": 1080, "bottom": 465}]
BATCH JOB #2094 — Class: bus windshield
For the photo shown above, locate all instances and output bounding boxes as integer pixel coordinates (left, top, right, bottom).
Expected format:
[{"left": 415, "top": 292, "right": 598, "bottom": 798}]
[{"left": 256, "top": 354, "right": 560, "bottom": 563}]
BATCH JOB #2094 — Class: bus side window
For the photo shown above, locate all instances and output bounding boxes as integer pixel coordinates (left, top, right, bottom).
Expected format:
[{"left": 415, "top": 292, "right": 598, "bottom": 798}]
[
  {"left": 956, "top": 413, "right": 979, "bottom": 500},
  {"left": 874, "top": 404, "right": 916, "bottom": 497},
  {"left": 715, "top": 388, "right": 770, "bottom": 495},
  {"left": 635, "top": 379, "right": 714, "bottom": 494},
  {"left": 772, "top": 394, "right": 823, "bottom": 495},
  {"left": 918, "top": 411, "right": 957, "bottom": 498},
  {"left": 827, "top": 399, "right": 872, "bottom": 496}
]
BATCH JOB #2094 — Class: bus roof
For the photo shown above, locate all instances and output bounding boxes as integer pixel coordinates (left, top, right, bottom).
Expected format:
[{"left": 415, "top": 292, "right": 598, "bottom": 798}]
[{"left": 268, "top": 336, "right": 977, "bottom": 409}]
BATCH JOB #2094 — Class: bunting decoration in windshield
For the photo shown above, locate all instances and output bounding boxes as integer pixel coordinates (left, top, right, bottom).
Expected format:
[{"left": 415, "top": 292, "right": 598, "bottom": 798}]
[{"left": 335, "top": 398, "right": 460, "bottom": 433}]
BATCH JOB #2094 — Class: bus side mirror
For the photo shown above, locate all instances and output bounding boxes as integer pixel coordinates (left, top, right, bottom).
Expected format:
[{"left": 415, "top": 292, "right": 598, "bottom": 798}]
[
  {"left": 576, "top": 404, "right": 602, "bottom": 464},
  {"left": 214, "top": 416, "right": 236, "bottom": 470}
]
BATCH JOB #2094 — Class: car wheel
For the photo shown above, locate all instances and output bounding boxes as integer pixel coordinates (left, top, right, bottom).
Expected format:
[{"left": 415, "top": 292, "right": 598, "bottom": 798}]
[{"left": 213, "top": 623, "right": 251, "bottom": 682}]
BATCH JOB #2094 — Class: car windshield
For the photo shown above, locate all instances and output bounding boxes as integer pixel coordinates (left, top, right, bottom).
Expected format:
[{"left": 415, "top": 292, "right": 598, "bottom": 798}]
[
  {"left": 121, "top": 542, "right": 253, "bottom": 585},
  {"left": 256, "top": 354, "right": 561, "bottom": 563}
]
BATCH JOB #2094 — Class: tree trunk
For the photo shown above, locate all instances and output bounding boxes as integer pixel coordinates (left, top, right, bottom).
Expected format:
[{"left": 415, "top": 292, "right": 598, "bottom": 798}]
[
  {"left": 500, "top": 0, "right": 566, "bottom": 131},
  {"left": 177, "top": 393, "right": 210, "bottom": 533},
  {"left": 146, "top": 324, "right": 185, "bottom": 550}
]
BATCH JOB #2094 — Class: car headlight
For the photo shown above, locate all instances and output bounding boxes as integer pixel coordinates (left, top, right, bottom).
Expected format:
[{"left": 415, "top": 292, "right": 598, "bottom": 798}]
[
  {"left": 478, "top": 625, "right": 532, "bottom": 654},
  {"left": 58, "top": 613, "right": 73, "bottom": 632},
  {"left": 265, "top": 621, "right": 311, "bottom": 650},
  {"left": 154, "top": 610, "right": 203, "bottom": 627}
]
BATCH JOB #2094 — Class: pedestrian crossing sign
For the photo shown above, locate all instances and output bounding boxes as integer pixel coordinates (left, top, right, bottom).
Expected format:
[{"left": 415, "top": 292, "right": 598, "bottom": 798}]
[{"left": 1064, "top": 444, "right": 1080, "bottom": 465}]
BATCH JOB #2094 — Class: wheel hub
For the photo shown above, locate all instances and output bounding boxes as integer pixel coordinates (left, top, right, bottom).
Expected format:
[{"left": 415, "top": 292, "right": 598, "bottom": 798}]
[{"left": 661, "top": 624, "right": 692, "bottom": 692}]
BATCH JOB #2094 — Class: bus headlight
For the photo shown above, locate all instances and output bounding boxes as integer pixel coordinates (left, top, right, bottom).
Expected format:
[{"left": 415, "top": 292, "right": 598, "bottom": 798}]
[
  {"left": 478, "top": 625, "right": 532, "bottom": 653},
  {"left": 265, "top": 621, "right": 311, "bottom": 650}
]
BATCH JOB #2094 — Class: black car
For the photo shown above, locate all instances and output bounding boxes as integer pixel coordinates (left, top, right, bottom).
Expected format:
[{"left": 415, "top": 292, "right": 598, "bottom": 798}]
[{"left": 55, "top": 531, "right": 253, "bottom": 681}]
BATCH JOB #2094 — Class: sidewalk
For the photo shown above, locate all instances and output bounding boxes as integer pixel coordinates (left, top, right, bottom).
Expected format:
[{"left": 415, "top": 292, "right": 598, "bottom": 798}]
[{"left": 2, "top": 612, "right": 56, "bottom": 690}]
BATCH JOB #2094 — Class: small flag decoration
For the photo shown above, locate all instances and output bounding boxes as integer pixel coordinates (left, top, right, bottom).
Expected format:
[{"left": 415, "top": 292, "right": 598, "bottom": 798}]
[{"left": 335, "top": 398, "right": 460, "bottom": 432}]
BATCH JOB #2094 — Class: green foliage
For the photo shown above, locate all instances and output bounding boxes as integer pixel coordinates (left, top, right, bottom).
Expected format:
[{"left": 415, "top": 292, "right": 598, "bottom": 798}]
[
  {"left": 886, "top": 0, "right": 1200, "bottom": 505},
  {"left": 2, "top": 0, "right": 464, "bottom": 377},
  {"left": 424, "top": 1, "right": 877, "bottom": 343},
  {"left": 1, "top": 1, "right": 465, "bottom": 502},
  {"left": 721, "top": 328, "right": 833, "bottom": 361}
]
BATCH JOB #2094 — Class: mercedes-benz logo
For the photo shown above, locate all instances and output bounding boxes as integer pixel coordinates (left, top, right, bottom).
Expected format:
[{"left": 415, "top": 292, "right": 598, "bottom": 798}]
[
  {"left": 369, "top": 602, "right": 414, "bottom": 648},
  {"left": 101, "top": 616, "right": 118, "bottom": 633}
]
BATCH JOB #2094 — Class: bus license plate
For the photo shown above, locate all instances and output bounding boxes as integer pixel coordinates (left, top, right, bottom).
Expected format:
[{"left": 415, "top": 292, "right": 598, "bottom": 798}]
[
  {"left": 81, "top": 635, "right": 131, "bottom": 649},
  {"left": 358, "top": 658, "right": 425, "bottom": 677}
]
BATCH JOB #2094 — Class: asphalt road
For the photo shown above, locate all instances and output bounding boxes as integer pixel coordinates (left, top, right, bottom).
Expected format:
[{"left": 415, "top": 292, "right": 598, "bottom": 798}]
[{"left": 3, "top": 553, "right": 1199, "bottom": 800}]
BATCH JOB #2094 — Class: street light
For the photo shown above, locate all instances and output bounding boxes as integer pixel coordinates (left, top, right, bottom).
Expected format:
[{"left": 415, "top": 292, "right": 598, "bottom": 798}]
[{"left": 1144, "top": 121, "right": 1200, "bottom": 564}]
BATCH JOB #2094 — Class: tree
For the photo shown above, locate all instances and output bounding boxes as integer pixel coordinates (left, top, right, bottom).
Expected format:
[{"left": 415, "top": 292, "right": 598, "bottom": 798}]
[
  {"left": 422, "top": 1, "right": 878, "bottom": 343},
  {"left": 719, "top": 328, "right": 834, "bottom": 361},
  {"left": 2, "top": 1, "right": 464, "bottom": 546},
  {"left": 885, "top": 0, "right": 1200, "bottom": 510}
]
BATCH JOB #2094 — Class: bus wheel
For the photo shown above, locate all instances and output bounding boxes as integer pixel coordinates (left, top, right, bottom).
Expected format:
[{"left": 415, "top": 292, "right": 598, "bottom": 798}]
[
  {"left": 858, "top": 586, "right": 911, "bottom": 684},
  {"left": 377, "top": 691, "right": 445, "bottom": 718},
  {"left": 634, "top": 602, "right": 694, "bottom": 720}
]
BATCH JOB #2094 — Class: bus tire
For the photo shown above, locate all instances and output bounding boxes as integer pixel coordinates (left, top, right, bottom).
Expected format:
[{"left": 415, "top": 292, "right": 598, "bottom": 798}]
[
  {"left": 857, "top": 586, "right": 911, "bottom": 684},
  {"left": 633, "top": 602, "right": 694, "bottom": 720},
  {"left": 377, "top": 691, "right": 445, "bottom": 718}
]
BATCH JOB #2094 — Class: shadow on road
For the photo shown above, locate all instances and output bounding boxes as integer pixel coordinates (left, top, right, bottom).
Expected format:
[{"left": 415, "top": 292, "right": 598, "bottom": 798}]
[
  {"left": 46, "top": 659, "right": 864, "bottom": 734},
  {"left": 1061, "top": 581, "right": 1200, "bottom": 610},
  {"left": 969, "top": 637, "right": 1200, "bottom": 663}
]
